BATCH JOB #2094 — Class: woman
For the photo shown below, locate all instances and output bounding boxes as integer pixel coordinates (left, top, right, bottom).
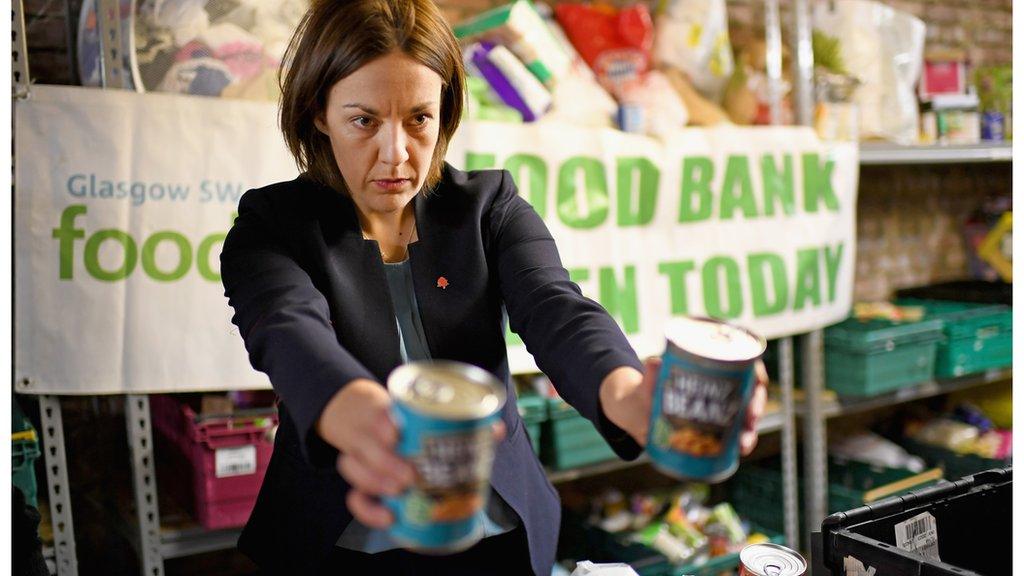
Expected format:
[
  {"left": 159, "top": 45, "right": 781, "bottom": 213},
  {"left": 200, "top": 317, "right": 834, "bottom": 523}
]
[{"left": 221, "top": 0, "right": 767, "bottom": 574}]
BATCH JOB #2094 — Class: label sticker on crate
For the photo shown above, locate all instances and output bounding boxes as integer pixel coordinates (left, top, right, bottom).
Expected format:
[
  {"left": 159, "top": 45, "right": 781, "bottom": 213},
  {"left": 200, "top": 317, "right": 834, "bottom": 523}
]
[
  {"left": 894, "top": 512, "right": 940, "bottom": 561},
  {"left": 215, "top": 445, "right": 257, "bottom": 478}
]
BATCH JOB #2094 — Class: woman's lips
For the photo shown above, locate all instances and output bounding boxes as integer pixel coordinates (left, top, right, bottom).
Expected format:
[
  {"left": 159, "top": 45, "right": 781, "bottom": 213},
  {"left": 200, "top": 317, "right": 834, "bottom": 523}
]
[{"left": 372, "top": 178, "right": 411, "bottom": 191}]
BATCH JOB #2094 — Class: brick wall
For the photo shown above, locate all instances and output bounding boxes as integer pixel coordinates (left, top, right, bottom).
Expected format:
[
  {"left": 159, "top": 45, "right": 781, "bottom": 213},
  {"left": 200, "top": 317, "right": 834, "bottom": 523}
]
[{"left": 23, "top": 0, "right": 1013, "bottom": 85}]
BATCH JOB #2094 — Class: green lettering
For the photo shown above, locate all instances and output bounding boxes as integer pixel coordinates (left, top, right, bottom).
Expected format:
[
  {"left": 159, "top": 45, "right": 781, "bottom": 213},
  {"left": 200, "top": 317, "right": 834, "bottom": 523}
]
[
  {"left": 748, "top": 253, "right": 788, "bottom": 317},
  {"left": 720, "top": 155, "right": 758, "bottom": 220},
  {"left": 824, "top": 243, "right": 844, "bottom": 303},
  {"left": 141, "top": 232, "right": 192, "bottom": 281},
  {"left": 761, "top": 154, "right": 795, "bottom": 216},
  {"left": 598, "top": 266, "right": 639, "bottom": 334},
  {"left": 658, "top": 261, "right": 696, "bottom": 315},
  {"left": 504, "top": 311, "right": 523, "bottom": 346},
  {"left": 793, "top": 248, "right": 823, "bottom": 310},
  {"left": 197, "top": 232, "right": 226, "bottom": 282},
  {"left": 52, "top": 205, "right": 87, "bottom": 279},
  {"left": 504, "top": 154, "right": 548, "bottom": 218},
  {"left": 678, "top": 156, "right": 713, "bottom": 223},
  {"left": 557, "top": 157, "right": 609, "bottom": 229},
  {"left": 616, "top": 157, "right": 659, "bottom": 227},
  {"left": 802, "top": 153, "right": 840, "bottom": 213},
  {"left": 84, "top": 230, "right": 137, "bottom": 281},
  {"left": 702, "top": 256, "right": 743, "bottom": 319},
  {"left": 568, "top": 267, "right": 590, "bottom": 285},
  {"left": 465, "top": 152, "right": 496, "bottom": 171}
]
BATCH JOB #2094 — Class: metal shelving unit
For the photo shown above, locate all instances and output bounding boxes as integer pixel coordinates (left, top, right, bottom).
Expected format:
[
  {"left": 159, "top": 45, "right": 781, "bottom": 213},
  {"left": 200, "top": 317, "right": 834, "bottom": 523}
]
[
  {"left": 859, "top": 142, "right": 1013, "bottom": 165},
  {"left": 545, "top": 410, "right": 787, "bottom": 484},
  {"left": 803, "top": 368, "right": 1013, "bottom": 419}
]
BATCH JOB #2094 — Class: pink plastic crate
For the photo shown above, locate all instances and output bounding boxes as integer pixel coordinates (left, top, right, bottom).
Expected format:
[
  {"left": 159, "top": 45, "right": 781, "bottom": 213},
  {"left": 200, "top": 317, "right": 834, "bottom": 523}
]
[{"left": 151, "top": 395, "right": 278, "bottom": 530}]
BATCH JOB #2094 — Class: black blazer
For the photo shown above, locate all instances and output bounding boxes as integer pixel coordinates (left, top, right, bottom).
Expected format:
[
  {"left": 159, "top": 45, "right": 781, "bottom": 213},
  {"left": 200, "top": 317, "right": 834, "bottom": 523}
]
[{"left": 221, "top": 163, "right": 643, "bottom": 574}]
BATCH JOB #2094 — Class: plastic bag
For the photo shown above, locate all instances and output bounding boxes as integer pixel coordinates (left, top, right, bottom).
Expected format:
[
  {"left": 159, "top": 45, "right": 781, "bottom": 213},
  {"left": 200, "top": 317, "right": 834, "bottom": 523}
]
[
  {"left": 653, "top": 0, "right": 733, "bottom": 101},
  {"left": 554, "top": 3, "right": 654, "bottom": 100},
  {"left": 813, "top": 0, "right": 925, "bottom": 144},
  {"left": 830, "top": 432, "right": 926, "bottom": 472}
]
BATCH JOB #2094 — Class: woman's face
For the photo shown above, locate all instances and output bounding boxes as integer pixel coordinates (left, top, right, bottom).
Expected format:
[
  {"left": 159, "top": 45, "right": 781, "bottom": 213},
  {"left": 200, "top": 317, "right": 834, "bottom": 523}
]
[{"left": 316, "top": 51, "right": 443, "bottom": 217}]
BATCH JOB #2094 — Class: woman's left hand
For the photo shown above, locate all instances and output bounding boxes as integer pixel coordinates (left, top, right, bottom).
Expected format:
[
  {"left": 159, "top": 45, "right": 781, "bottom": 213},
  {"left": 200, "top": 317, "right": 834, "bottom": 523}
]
[{"left": 599, "top": 358, "right": 770, "bottom": 456}]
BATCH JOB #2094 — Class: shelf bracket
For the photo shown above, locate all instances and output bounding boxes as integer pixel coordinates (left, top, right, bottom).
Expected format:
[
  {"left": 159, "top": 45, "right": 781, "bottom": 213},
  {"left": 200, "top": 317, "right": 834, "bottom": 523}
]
[
  {"left": 39, "top": 396, "right": 79, "bottom": 576},
  {"left": 126, "top": 395, "right": 165, "bottom": 576}
]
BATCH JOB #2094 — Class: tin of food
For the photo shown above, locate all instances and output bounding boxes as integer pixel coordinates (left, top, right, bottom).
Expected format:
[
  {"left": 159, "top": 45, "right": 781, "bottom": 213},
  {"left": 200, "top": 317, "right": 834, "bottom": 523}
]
[
  {"left": 384, "top": 361, "right": 506, "bottom": 553},
  {"left": 739, "top": 543, "right": 807, "bottom": 576},
  {"left": 646, "top": 316, "right": 766, "bottom": 482}
]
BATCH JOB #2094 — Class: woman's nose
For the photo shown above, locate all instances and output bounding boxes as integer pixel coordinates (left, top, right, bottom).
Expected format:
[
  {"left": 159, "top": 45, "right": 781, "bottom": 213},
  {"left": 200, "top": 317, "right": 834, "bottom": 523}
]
[{"left": 378, "top": 124, "right": 410, "bottom": 166}]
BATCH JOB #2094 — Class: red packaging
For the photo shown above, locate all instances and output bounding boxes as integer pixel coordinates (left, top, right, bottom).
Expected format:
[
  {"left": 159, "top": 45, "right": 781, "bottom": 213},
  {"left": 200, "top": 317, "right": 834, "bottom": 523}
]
[{"left": 554, "top": 3, "right": 654, "bottom": 98}]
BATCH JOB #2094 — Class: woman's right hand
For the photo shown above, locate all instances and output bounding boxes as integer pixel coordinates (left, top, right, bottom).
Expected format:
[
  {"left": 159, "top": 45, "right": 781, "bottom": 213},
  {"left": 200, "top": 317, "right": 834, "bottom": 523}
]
[{"left": 315, "top": 379, "right": 416, "bottom": 529}]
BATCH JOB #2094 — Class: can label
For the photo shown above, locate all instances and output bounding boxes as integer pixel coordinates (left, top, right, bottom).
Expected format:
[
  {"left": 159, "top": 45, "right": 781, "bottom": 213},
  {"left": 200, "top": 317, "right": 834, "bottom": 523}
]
[
  {"left": 647, "top": 317, "right": 764, "bottom": 482},
  {"left": 656, "top": 365, "right": 744, "bottom": 456},
  {"left": 385, "top": 362, "right": 504, "bottom": 552}
]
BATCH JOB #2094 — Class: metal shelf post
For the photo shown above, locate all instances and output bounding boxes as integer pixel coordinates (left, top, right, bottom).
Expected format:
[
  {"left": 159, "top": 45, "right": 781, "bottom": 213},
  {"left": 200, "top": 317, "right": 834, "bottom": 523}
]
[
  {"left": 39, "top": 396, "right": 79, "bottom": 576},
  {"left": 13, "top": 0, "right": 31, "bottom": 98},
  {"left": 777, "top": 338, "right": 800, "bottom": 550},
  {"left": 801, "top": 331, "right": 828, "bottom": 551},
  {"left": 126, "top": 395, "right": 165, "bottom": 576}
]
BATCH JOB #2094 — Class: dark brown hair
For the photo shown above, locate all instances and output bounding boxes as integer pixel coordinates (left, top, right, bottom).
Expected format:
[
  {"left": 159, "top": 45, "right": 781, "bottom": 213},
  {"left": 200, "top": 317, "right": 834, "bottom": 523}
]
[{"left": 279, "top": 0, "right": 465, "bottom": 193}]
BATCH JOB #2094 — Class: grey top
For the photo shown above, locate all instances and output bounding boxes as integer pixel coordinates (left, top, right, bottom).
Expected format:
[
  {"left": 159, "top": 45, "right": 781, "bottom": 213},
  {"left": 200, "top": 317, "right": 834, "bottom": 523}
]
[{"left": 336, "top": 259, "right": 519, "bottom": 553}]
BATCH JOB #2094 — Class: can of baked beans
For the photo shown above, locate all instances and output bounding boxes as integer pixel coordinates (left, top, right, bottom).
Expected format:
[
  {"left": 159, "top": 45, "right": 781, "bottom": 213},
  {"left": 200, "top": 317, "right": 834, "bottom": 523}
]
[
  {"left": 646, "top": 317, "right": 766, "bottom": 482},
  {"left": 384, "top": 361, "right": 506, "bottom": 553},
  {"left": 739, "top": 543, "right": 807, "bottom": 576}
]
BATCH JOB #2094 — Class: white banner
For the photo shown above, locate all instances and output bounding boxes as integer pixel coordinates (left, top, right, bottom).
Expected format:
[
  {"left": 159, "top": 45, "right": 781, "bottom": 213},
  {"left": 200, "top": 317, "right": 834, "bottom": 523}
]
[{"left": 15, "top": 86, "right": 858, "bottom": 394}]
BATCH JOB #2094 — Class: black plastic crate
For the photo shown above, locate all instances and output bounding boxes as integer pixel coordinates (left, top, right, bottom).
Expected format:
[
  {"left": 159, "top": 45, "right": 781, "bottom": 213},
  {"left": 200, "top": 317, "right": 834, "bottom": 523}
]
[
  {"left": 895, "top": 281, "right": 1011, "bottom": 306},
  {"left": 817, "top": 468, "right": 1010, "bottom": 576}
]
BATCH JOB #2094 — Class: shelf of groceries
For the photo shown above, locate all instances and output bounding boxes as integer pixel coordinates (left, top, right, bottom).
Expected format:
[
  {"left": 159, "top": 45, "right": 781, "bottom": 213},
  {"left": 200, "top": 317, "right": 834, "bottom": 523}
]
[
  {"left": 858, "top": 142, "right": 1013, "bottom": 165},
  {"left": 808, "top": 367, "right": 1013, "bottom": 419}
]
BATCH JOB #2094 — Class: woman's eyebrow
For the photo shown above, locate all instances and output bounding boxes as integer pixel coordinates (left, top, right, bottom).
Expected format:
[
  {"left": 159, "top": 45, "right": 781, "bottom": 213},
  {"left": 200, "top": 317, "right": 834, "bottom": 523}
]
[
  {"left": 408, "top": 102, "right": 438, "bottom": 114},
  {"left": 342, "top": 103, "right": 378, "bottom": 115}
]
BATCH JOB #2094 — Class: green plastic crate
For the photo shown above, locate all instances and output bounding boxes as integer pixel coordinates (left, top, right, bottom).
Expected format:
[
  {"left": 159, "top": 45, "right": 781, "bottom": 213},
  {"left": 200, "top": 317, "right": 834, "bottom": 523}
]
[
  {"left": 13, "top": 433, "right": 41, "bottom": 509},
  {"left": 583, "top": 521, "right": 785, "bottom": 576},
  {"left": 900, "top": 437, "right": 1011, "bottom": 482},
  {"left": 516, "top": 393, "right": 547, "bottom": 455},
  {"left": 12, "top": 397, "right": 41, "bottom": 509},
  {"left": 729, "top": 459, "right": 943, "bottom": 534},
  {"left": 825, "top": 317, "right": 944, "bottom": 397},
  {"left": 541, "top": 398, "right": 617, "bottom": 470},
  {"left": 896, "top": 299, "right": 1013, "bottom": 377}
]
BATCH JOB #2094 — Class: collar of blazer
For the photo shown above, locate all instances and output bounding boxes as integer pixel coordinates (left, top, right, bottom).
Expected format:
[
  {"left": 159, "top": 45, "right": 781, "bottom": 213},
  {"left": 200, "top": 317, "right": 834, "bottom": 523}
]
[{"left": 292, "top": 164, "right": 472, "bottom": 377}]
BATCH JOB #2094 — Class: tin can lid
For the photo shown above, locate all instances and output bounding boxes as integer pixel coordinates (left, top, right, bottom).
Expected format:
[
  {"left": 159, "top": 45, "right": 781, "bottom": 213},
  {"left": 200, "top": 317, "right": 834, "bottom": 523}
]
[
  {"left": 665, "top": 317, "right": 766, "bottom": 363},
  {"left": 740, "top": 543, "right": 807, "bottom": 576},
  {"left": 388, "top": 361, "right": 505, "bottom": 420}
]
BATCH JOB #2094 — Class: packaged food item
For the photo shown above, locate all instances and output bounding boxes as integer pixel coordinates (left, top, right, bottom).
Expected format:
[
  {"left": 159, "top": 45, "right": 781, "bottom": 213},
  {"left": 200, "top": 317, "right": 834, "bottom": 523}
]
[
  {"left": 454, "top": 0, "right": 572, "bottom": 87},
  {"left": 466, "top": 42, "right": 553, "bottom": 122},
  {"left": 653, "top": 0, "right": 733, "bottom": 101},
  {"left": 384, "top": 361, "right": 506, "bottom": 553},
  {"left": 571, "top": 561, "right": 641, "bottom": 576},
  {"left": 647, "top": 317, "right": 766, "bottom": 482},
  {"left": 722, "top": 37, "right": 793, "bottom": 125},
  {"left": 632, "top": 522, "right": 698, "bottom": 564},
  {"left": 830, "top": 432, "right": 926, "bottom": 472},
  {"left": 617, "top": 70, "right": 689, "bottom": 136},
  {"left": 911, "top": 418, "right": 979, "bottom": 453},
  {"left": 659, "top": 65, "right": 730, "bottom": 125},
  {"left": 705, "top": 502, "right": 746, "bottom": 545},
  {"left": 739, "top": 543, "right": 807, "bottom": 575},
  {"left": 554, "top": 3, "right": 654, "bottom": 100},
  {"left": 465, "top": 76, "right": 523, "bottom": 123},
  {"left": 814, "top": 0, "right": 926, "bottom": 144}
]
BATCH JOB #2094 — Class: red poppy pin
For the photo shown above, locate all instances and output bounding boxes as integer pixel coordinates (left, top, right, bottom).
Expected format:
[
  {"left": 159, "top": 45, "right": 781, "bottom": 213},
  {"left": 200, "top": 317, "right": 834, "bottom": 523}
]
[{"left": 436, "top": 276, "right": 449, "bottom": 290}]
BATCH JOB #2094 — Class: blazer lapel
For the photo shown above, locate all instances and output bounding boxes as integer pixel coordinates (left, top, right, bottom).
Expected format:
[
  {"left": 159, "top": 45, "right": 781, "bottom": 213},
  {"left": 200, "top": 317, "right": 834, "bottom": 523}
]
[{"left": 316, "top": 187, "right": 403, "bottom": 382}]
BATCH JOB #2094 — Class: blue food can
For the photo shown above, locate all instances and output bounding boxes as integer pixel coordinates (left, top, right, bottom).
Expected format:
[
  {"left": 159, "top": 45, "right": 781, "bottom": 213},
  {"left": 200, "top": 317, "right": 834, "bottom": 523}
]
[
  {"left": 384, "top": 361, "right": 505, "bottom": 553},
  {"left": 647, "top": 317, "right": 766, "bottom": 482}
]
